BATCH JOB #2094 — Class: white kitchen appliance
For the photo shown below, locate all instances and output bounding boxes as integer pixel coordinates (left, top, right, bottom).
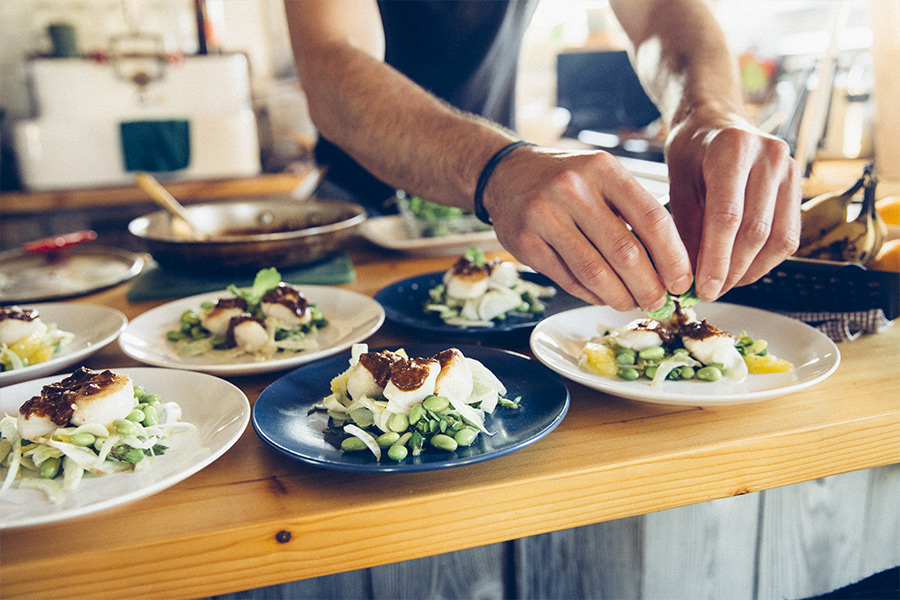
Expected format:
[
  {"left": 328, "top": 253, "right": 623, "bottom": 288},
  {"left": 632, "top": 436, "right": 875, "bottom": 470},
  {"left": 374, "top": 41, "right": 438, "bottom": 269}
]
[{"left": 14, "top": 52, "right": 261, "bottom": 190}]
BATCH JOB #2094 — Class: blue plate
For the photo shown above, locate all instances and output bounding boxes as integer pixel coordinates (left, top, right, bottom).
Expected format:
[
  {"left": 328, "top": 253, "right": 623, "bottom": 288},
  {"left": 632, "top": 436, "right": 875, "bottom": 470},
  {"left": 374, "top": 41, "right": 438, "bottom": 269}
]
[
  {"left": 374, "top": 271, "right": 587, "bottom": 338},
  {"left": 251, "top": 343, "right": 570, "bottom": 473}
]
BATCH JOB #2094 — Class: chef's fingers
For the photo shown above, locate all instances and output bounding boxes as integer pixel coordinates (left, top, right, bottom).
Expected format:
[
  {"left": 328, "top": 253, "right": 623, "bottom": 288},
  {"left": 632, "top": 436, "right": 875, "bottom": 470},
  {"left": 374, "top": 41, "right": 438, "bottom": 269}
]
[
  {"left": 694, "top": 131, "right": 752, "bottom": 301},
  {"left": 736, "top": 158, "right": 801, "bottom": 287}
]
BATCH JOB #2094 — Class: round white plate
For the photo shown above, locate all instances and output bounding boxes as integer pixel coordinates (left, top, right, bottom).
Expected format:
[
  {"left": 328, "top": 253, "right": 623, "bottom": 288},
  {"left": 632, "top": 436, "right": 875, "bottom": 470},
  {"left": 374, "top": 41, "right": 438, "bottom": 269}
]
[
  {"left": 529, "top": 303, "right": 841, "bottom": 406},
  {"left": 119, "top": 286, "right": 385, "bottom": 375},
  {"left": 0, "top": 367, "right": 249, "bottom": 529},
  {"left": 360, "top": 215, "right": 503, "bottom": 256},
  {"left": 0, "top": 303, "right": 128, "bottom": 387}
]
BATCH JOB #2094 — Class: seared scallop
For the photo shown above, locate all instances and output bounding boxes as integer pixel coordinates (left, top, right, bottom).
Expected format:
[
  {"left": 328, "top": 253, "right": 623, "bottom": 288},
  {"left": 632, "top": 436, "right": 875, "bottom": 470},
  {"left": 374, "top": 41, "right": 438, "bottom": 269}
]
[
  {"left": 201, "top": 297, "right": 248, "bottom": 337},
  {"left": 432, "top": 348, "right": 474, "bottom": 402},
  {"left": 613, "top": 319, "right": 675, "bottom": 351},
  {"left": 0, "top": 307, "right": 45, "bottom": 346},
  {"left": 261, "top": 283, "right": 312, "bottom": 328},
  {"left": 444, "top": 257, "right": 490, "bottom": 300},
  {"left": 226, "top": 315, "right": 270, "bottom": 354},
  {"left": 347, "top": 350, "right": 402, "bottom": 401},
  {"left": 383, "top": 357, "right": 440, "bottom": 414},
  {"left": 680, "top": 321, "right": 748, "bottom": 383},
  {"left": 17, "top": 367, "right": 135, "bottom": 441}
]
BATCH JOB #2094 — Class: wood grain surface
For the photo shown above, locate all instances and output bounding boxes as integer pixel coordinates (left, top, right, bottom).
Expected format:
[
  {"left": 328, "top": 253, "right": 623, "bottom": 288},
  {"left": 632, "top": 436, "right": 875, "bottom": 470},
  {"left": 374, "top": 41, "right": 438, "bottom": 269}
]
[{"left": 1, "top": 243, "right": 897, "bottom": 600}]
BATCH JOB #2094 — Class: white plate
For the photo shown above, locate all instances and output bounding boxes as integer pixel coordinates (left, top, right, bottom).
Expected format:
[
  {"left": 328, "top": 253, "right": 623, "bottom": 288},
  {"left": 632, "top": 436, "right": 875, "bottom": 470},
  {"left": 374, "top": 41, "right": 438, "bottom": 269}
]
[
  {"left": 360, "top": 215, "right": 503, "bottom": 256},
  {"left": 119, "top": 286, "right": 385, "bottom": 375},
  {"left": 0, "top": 367, "right": 249, "bottom": 529},
  {"left": 529, "top": 303, "right": 841, "bottom": 406},
  {"left": 0, "top": 303, "right": 128, "bottom": 387}
]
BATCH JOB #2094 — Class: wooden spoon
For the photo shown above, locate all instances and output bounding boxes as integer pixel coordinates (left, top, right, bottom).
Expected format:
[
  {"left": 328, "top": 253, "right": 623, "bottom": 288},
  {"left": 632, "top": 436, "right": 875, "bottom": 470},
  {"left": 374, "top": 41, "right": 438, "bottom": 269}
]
[{"left": 135, "top": 172, "right": 208, "bottom": 241}]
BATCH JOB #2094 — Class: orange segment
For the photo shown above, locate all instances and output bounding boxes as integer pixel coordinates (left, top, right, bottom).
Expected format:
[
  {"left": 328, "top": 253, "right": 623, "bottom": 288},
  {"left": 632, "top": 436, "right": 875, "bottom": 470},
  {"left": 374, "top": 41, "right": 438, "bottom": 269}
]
[
  {"left": 869, "top": 238, "right": 900, "bottom": 272},
  {"left": 875, "top": 196, "right": 900, "bottom": 226},
  {"left": 744, "top": 353, "right": 794, "bottom": 374},
  {"left": 581, "top": 342, "right": 618, "bottom": 376}
]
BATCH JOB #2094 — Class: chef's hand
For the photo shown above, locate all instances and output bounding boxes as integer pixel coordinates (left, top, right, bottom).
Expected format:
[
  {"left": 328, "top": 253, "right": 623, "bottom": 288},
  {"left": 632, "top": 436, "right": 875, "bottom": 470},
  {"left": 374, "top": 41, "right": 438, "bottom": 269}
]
[
  {"left": 482, "top": 146, "right": 694, "bottom": 312},
  {"left": 664, "top": 107, "right": 802, "bottom": 301}
]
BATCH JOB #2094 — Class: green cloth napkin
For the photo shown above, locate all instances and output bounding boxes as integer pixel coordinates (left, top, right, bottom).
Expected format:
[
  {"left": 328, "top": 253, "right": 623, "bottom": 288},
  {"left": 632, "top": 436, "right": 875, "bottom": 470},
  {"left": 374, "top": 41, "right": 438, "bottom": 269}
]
[{"left": 127, "top": 252, "right": 355, "bottom": 302}]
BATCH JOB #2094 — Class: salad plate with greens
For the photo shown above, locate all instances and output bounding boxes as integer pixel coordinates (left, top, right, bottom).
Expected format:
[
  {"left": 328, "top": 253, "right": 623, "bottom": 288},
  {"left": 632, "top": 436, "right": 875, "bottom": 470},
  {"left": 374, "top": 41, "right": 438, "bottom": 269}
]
[
  {"left": 119, "top": 269, "right": 385, "bottom": 376},
  {"left": 0, "top": 367, "right": 248, "bottom": 529},
  {"left": 252, "top": 343, "right": 570, "bottom": 473}
]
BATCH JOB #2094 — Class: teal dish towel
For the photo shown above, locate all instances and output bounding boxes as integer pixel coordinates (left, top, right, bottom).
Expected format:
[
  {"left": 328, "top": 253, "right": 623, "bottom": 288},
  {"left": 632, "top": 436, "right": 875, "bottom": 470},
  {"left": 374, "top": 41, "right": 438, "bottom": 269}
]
[{"left": 120, "top": 119, "right": 191, "bottom": 172}]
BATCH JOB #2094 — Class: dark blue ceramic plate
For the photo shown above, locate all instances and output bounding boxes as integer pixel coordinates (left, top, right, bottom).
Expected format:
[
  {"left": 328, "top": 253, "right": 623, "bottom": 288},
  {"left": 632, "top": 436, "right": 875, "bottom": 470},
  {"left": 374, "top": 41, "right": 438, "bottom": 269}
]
[
  {"left": 373, "top": 271, "right": 587, "bottom": 338},
  {"left": 251, "top": 343, "right": 570, "bottom": 473}
]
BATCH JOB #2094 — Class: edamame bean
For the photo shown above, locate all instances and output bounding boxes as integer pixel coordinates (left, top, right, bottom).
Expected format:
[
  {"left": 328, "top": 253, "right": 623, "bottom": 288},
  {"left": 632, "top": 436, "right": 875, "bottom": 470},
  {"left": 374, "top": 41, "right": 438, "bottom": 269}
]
[
  {"left": 453, "top": 428, "right": 478, "bottom": 447},
  {"left": 618, "top": 366, "right": 640, "bottom": 381},
  {"left": 132, "top": 385, "right": 146, "bottom": 399},
  {"left": 394, "top": 432, "right": 413, "bottom": 448},
  {"left": 70, "top": 432, "right": 97, "bottom": 447},
  {"left": 638, "top": 346, "right": 665, "bottom": 361},
  {"left": 39, "top": 457, "right": 61, "bottom": 479},
  {"left": 126, "top": 408, "right": 146, "bottom": 422},
  {"left": 680, "top": 366, "right": 695, "bottom": 380},
  {"left": 113, "top": 419, "right": 140, "bottom": 437},
  {"left": 376, "top": 432, "right": 401, "bottom": 449},
  {"left": 616, "top": 348, "right": 636, "bottom": 365},
  {"left": 673, "top": 348, "right": 690, "bottom": 356},
  {"left": 748, "top": 339, "right": 767, "bottom": 355},
  {"left": 142, "top": 404, "right": 159, "bottom": 427},
  {"left": 430, "top": 434, "right": 458, "bottom": 452},
  {"left": 696, "top": 366, "right": 722, "bottom": 381},
  {"left": 141, "top": 394, "right": 162, "bottom": 406},
  {"left": 644, "top": 365, "right": 658, "bottom": 379},
  {"left": 388, "top": 413, "right": 409, "bottom": 433},
  {"left": 409, "top": 404, "right": 426, "bottom": 425},
  {"left": 423, "top": 395, "right": 450, "bottom": 413},
  {"left": 341, "top": 437, "right": 368, "bottom": 452},
  {"left": 387, "top": 444, "right": 408, "bottom": 461}
]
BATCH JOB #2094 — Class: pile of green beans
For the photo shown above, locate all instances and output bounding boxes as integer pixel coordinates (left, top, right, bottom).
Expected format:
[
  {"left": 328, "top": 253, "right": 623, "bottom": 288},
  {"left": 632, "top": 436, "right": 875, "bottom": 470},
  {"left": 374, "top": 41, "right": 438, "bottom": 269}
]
[{"left": 339, "top": 394, "right": 485, "bottom": 461}]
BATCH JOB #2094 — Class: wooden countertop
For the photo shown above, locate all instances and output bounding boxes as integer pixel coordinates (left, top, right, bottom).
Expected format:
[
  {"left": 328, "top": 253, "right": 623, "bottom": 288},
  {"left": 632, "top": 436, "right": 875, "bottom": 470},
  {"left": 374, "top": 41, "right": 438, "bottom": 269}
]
[{"left": 1, "top": 244, "right": 898, "bottom": 600}]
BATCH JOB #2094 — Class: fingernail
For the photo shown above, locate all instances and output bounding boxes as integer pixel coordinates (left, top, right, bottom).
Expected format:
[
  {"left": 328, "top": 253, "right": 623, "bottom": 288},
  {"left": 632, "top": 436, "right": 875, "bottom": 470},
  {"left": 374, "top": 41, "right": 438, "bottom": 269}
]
[
  {"left": 670, "top": 274, "right": 693, "bottom": 295},
  {"left": 698, "top": 277, "right": 722, "bottom": 301}
]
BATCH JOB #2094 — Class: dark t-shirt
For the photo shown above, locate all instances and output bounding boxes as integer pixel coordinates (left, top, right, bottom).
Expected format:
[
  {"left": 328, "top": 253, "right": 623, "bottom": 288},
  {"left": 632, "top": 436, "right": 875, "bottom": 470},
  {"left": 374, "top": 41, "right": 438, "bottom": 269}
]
[{"left": 314, "top": 0, "right": 539, "bottom": 208}]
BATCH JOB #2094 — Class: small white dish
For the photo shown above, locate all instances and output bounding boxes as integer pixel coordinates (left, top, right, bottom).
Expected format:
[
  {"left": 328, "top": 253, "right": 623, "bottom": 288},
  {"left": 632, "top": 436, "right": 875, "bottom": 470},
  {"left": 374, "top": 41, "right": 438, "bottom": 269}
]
[
  {"left": 0, "top": 303, "right": 128, "bottom": 387},
  {"left": 119, "top": 286, "right": 385, "bottom": 375},
  {"left": 361, "top": 215, "right": 503, "bottom": 256},
  {"left": 529, "top": 303, "right": 841, "bottom": 406},
  {"left": 0, "top": 367, "right": 250, "bottom": 529}
]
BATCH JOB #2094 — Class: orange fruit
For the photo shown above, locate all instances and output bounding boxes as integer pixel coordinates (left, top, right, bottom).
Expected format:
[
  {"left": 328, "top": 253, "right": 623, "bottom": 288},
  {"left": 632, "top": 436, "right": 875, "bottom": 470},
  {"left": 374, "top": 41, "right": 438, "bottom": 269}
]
[
  {"left": 876, "top": 196, "right": 900, "bottom": 226},
  {"left": 580, "top": 342, "right": 617, "bottom": 376},
  {"left": 869, "top": 238, "right": 900, "bottom": 272},
  {"left": 744, "top": 353, "right": 794, "bottom": 374}
]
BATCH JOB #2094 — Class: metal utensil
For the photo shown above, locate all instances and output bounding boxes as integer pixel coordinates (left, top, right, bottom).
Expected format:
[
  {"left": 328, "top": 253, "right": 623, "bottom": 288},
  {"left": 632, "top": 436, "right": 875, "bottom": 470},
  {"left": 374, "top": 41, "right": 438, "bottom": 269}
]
[{"left": 134, "top": 172, "right": 208, "bottom": 240}]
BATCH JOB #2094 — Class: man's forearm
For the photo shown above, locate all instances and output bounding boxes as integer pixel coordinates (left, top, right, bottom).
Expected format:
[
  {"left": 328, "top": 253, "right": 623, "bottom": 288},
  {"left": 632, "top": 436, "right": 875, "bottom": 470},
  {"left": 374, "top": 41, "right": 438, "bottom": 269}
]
[
  {"left": 287, "top": 15, "right": 516, "bottom": 210},
  {"left": 608, "top": 0, "right": 746, "bottom": 128}
]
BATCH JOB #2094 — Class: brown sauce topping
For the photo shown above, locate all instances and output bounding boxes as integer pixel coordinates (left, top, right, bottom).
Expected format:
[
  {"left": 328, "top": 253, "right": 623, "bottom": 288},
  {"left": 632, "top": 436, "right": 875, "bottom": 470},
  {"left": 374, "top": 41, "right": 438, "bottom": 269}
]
[
  {"left": 450, "top": 257, "right": 489, "bottom": 279},
  {"left": 262, "top": 283, "right": 309, "bottom": 317},
  {"left": 0, "top": 307, "right": 38, "bottom": 323},
  {"left": 19, "top": 367, "right": 118, "bottom": 426},
  {"left": 225, "top": 315, "right": 264, "bottom": 348},
  {"left": 358, "top": 351, "right": 402, "bottom": 387},
  {"left": 431, "top": 348, "right": 461, "bottom": 369},
  {"left": 630, "top": 319, "right": 676, "bottom": 345},
  {"left": 680, "top": 319, "right": 729, "bottom": 340},
  {"left": 389, "top": 358, "right": 438, "bottom": 391},
  {"left": 213, "top": 297, "right": 247, "bottom": 311}
]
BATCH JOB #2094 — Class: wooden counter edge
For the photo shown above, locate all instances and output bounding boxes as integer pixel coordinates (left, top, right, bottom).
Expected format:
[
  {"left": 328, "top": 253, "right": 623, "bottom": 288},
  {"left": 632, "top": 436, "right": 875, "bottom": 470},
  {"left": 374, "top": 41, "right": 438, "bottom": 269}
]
[{"left": 2, "top": 409, "right": 897, "bottom": 600}]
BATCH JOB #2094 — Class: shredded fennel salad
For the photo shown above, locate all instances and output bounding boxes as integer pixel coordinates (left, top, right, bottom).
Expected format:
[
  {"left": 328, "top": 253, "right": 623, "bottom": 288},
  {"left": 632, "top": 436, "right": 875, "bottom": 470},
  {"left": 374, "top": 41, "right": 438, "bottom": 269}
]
[
  {"left": 167, "top": 268, "right": 327, "bottom": 360},
  {"left": 0, "top": 384, "right": 194, "bottom": 503},
  {"left": 319, "top": 344, "right": 520, "bottom": 461},
  {"left": 0, "top": 316, "right": 73, "bottom": 372}
]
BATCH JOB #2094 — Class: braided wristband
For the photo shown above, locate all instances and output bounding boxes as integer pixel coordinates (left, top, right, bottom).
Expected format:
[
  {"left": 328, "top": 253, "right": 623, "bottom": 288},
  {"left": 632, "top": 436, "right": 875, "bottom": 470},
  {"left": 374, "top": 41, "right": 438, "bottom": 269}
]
[{"left": 473, "top": 140, "right": 535, "bottom": 225}]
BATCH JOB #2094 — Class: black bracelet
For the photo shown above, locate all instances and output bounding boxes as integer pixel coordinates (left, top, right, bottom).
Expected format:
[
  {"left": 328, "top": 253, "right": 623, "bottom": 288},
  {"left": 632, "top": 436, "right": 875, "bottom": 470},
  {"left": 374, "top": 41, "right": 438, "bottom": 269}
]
[{"left": 473, "top": 140, "right": 535, "bottom": 225}]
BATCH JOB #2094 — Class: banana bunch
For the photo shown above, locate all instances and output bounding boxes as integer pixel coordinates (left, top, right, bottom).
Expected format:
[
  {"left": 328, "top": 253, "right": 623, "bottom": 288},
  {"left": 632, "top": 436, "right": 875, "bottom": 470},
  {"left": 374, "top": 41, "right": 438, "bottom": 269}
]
[{"left": 796, "top": 163, "right": 886, "bottom": 265}]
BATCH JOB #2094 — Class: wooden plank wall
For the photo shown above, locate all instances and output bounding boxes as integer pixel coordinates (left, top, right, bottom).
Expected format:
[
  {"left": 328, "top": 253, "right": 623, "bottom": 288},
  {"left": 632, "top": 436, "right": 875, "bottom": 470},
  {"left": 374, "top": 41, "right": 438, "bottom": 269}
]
[{"left": 212, "top": 464, "right": 900, "bottom": 600}]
